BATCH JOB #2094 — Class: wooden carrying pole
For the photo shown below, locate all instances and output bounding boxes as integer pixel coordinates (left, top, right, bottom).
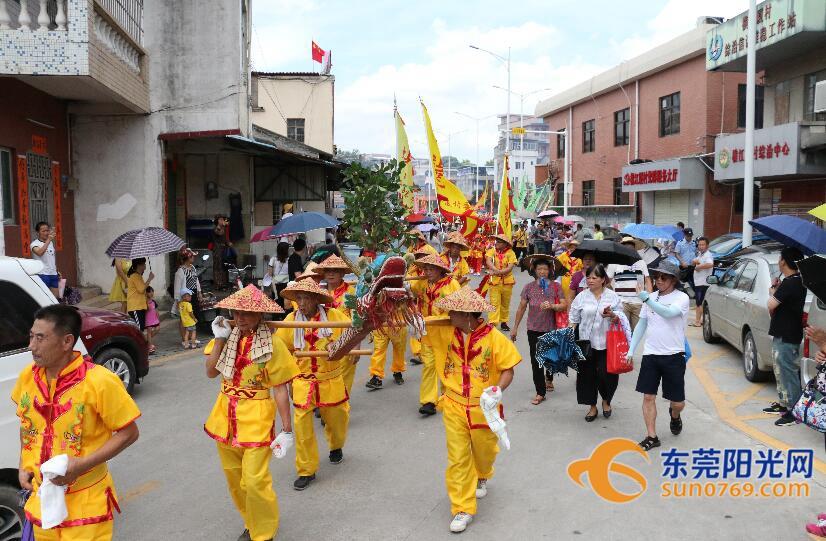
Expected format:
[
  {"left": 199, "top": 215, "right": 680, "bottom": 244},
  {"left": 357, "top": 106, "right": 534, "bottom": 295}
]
[{"left": 294, "top": 349, "right": 372, "bottom": 358}]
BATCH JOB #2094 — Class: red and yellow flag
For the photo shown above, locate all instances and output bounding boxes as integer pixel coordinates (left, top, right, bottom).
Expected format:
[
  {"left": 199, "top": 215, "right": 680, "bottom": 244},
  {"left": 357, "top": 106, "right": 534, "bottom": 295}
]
[
  {"left": 474, "top": 180, "right": 489, "bottom": 210},
  {"left": 420, "top": 100, "right": 482, "bottom": 239},
  {"left": 395, "top": 106, "right": 415, "bottom": 213},
  {"left": 497, "top": 154, "right": 515, "bottom": 238}
]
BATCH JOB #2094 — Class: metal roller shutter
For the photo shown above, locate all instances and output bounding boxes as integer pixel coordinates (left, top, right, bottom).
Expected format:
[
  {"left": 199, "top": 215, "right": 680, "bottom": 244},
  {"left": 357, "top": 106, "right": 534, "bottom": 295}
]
[{"left": 653, "top": 190, "right": 689, "bottom": 226}]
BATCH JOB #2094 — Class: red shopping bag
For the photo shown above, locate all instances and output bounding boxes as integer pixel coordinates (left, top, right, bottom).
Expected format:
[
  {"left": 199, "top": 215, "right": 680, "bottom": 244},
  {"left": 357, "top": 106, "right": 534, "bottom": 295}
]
[
  {"left": 553, "top": 282, "right": 569, "bottom": 329},
  {"left": 606, "top": 320, "right": 632, "bottom": 374}
]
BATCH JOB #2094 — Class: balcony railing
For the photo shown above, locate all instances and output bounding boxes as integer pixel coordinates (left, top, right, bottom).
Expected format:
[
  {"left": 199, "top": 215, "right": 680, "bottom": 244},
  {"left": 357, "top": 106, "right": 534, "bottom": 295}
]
[
  {"left": 94, "top": 0, "right": 141, "bottom": 45},
  {"left": 0, "top": 0, "right": 68, "bottom": 31}
]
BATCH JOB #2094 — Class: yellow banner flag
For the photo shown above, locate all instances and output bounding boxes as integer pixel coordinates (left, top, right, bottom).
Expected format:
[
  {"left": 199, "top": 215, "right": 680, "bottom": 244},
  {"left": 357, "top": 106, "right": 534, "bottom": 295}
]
[
  {"left": 395, "top": 106, "right": 415, "bottom": 213},
  {"left": 474, "top": 180, "right": 488, "bottom": 210},
  {"left": 497, "top": 154, "right": 514, "bottom": 239},
  {"left": 420, "top": 100, "right": 482, "bottom": 238}
]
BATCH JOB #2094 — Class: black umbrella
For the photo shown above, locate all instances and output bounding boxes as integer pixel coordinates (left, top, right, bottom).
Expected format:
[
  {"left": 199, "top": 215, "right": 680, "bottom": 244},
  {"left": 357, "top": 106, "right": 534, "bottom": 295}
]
[
  {"left": 798, "top": 255, "right": 826, "bottom": 303},
  {"left": 571, "top": 240, "right": 641, "bottom": 266}
]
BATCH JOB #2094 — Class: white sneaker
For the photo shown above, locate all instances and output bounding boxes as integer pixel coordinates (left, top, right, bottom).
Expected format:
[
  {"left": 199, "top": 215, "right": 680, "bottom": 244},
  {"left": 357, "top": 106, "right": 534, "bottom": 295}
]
[
  {"left": 475, "top": 479, "right": 487, "bottom": 498},
  {"left": 449, "top": 512, "right": 473, "bottom": 533}
]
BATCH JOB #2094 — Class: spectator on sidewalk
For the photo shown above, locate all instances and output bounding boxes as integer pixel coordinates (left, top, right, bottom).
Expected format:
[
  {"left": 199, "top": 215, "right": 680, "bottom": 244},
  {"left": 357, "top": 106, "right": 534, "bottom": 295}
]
[
  {"left": 593, "top": 224, "right": 604, "bottom": 240},
  {"left": 690, "top": 237, "right": 714, "bottom": 327},
  {"left": 763, "top": 247, "right": 806, "bottom": 427},
  {"left": 607, "top": 237, "right": 653, "bottom": 331},
  {"left": 179, "top": 288, "right": 199, "bottom": 349},
  {"left": 30, "top": 221, "right": 60, "bottom": 298},
  {"left": 268, "top": 241, "right": 291, "bottom": 306},
  {"left": 288, "top": 238, "right": 307, "bottom": 281},
  {"left": 574, "top": 223, "right": 586, "bottom": 243},
  {"left": 127, "top": 258, "right": 154, "bottom": 351},
  {"left": 145, "top": 286, "right": 160, "bottom": 352},
  {"left": 108, "top": 258, "right": 131, "bottom": 313},
  {"left": 675, "top": 228, "right": 697, "bottom": 291},
  {"left": 531, "top": 222, "right": 547, "bottom": 255},
  {"left": 627, "top": 260, "right": 690, "bottom": 451},
  {"left": 172, "top": 248, "right": 202, "bottom": 343}
]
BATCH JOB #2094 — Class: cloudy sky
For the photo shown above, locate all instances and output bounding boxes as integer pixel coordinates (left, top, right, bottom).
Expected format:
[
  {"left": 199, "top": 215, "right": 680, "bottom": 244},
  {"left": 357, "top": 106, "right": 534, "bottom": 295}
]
[{"left": 251, "top": 0, "right": 745, "bottom": 163}]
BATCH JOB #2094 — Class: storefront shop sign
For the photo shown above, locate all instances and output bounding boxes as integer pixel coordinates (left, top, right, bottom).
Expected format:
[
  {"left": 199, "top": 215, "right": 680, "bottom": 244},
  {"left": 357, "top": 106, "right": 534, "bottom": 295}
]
[
  {"left": 714, "top": 122, "right": 801, "bottom": 181},
  {"left": 621, "top": 158, "right": 706, "bottom": 193},
  {"left": 706, "top": 0, "right": 825, "bottom": 70}
]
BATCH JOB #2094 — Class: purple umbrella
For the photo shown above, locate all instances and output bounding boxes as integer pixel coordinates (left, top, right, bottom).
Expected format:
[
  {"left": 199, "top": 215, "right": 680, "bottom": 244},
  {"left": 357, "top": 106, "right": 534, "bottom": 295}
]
[{"left": 105, "top": 227, "right": 186, "bottom": 259}]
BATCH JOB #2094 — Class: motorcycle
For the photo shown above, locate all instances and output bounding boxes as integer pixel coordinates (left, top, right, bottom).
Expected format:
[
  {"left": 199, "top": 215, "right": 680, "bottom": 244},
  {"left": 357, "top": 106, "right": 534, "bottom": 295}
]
[{"left": 226, "top": 263, "right": 254, "bottom": 290}]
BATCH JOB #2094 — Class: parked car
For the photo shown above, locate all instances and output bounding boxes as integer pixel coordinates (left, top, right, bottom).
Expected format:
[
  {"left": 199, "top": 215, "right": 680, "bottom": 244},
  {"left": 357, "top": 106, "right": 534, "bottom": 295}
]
[
  {"left": 0, "top": 256, "right": 148, "bottom": 539},
  {"left": 707, "top": 232, "right": 771, "bottom": 261},
  {"left": 702, "top": 250, "right": 812, "bottom": 382}
]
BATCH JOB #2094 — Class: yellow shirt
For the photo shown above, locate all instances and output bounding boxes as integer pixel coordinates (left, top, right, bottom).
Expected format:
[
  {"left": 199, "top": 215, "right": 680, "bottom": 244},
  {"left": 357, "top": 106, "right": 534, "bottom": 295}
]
[
  {"left": 327, "top": 282, "right": 355, "bottom": 317},
  {"left": 275, "top": 307, "right": 350, "bottom": 409},
  {"left": 429, "top": 323, "right": 522, "bottom": 424},
  {"left": 514, "top": 230, "right": 528, "bottom": 248},
  {"left": 204, "top": 333, "right": 298, "bottom": 447},
  {"left": 179, "top": 300, "right": 196, "bottom": 327},
  {"left": 485, "top": 248, "right": 517, "bottom": 286},
  {"left": 126, "top": 273, "right": 147, "bottom": 311},
  {"left": 441, "top": 252, "right": 470, "bottom": 283},
  {"left": 411, "top": 275, "right": 462, "bottom": 345},
  {"left": 12, "top": 353, "right": 141, "bottom": 526},
  {"left": 557, "top": 251, "right": 582, "bottom": 298}
]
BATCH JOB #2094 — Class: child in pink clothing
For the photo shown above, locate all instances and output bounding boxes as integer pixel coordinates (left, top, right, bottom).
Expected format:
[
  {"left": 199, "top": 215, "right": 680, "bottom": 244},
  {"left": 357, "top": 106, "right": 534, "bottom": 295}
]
[{"left": 145, "top": 286, "right": 160, "bottom": 354}]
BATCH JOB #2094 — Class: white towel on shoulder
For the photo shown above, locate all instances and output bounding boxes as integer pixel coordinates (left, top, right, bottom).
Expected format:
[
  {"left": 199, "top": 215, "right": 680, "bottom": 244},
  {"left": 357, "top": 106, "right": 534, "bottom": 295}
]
[
  {"left": 39, "top": 454, "right": 69, "bottom": 529},
  {"left": 293, "top": 306, "right": 332, "bottom": 350}
]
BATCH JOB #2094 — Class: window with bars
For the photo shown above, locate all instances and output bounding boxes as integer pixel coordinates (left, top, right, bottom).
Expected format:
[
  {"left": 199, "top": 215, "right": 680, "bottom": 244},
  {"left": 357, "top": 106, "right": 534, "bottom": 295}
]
[
  {"left": 0, "top": 148, "right": 13, "bottom": 224},
  {"left": 804, "top": 70, "right": 826, "bottom": 121},
  {"left": 659, "top": 92, "right": 680, "bottom": 137},
  {"left": 582, "top": 180, "right": 595, "bottom": 206},
  {"left": 614, "top": 108, "right": 630, "bottom": 146},
  {"left": 557, "top": 128, "right": 565, "bottom": 159},
  {"left": 287, "top": 118, "right": 305, "bottom": 143},
  {"left": 582, "top": 119, "right": 595, "bottom": 153},
  {"left": 613, "top": 177, "right": 629, "bottom": 205},
  {"left": 737, "top": 84, "right": 764, "bottom": 128}
]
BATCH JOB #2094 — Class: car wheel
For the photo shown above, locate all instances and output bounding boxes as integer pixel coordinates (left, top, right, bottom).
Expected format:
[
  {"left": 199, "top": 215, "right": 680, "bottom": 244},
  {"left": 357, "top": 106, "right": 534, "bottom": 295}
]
[
  {"left": 96, "top": 347, "right": 137, "bottom": 394},
  {"left": 742, "top": 330, "right": 771, "bottom": 382},
  {"left": 0, "top": 484, "right": 24, "bottom": 541},
  {"left": 702, "top": 305, "right": 721, "bottom": 344}
]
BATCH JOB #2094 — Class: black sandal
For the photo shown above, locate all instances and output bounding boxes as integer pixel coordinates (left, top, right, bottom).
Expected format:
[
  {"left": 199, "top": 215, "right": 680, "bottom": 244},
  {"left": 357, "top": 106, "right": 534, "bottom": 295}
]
[
  {"left": 585, "top": 409, "right": 598, "bottom": 422},
  {"left": 639, "top": 436, "right": 661, "bottom": 451},
  {"left": 669, "top": 407, "right": 683, "bottom": 435}
]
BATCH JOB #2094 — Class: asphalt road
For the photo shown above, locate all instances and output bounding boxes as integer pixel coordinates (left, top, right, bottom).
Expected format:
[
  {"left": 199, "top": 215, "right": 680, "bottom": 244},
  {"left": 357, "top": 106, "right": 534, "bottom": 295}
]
[{"left": 111, "top": 270, "right": 826, "bottom": 540}]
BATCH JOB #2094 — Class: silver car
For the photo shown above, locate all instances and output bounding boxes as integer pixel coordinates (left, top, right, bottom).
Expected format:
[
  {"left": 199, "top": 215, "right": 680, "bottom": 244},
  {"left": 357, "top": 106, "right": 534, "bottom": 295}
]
[{"left": 702, "top": 250, "right": 811, "bottom": 382}]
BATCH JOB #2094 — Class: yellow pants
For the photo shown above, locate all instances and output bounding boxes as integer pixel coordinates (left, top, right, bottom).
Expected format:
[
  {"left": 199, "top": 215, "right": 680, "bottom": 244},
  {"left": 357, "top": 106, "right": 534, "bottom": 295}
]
[
  {"left": 33, "top": 521, "right": 113, "bottom": 541},
  {"left": 419, "top": 342, "right": 439, "bottom": 405},
  {"left": 341, "top": 356, "right": 358, "bottom": 394},
  {"left": 294, "top": 401, "right": 350, "bottom": 476},
  {"left": 441, "top": 399, "right": 499, "bottom": 515},
  {"left": 488, "top": 284, "right": 514, "bottom": 324},
  {"left": 369, "top": 329, "right": 407, "bottom": 379},
  {"left": 216, "top": 442, "right": 279, "bottom": 541},
  {"left": 410, "top": 336, "right": 421, "bottom": 358}
]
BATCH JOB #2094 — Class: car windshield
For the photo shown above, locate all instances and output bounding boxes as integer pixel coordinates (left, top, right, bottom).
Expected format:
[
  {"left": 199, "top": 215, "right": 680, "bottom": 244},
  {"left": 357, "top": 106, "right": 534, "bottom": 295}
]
[{"left": 709, "top": 237, "right": 741, "bottom": 254}]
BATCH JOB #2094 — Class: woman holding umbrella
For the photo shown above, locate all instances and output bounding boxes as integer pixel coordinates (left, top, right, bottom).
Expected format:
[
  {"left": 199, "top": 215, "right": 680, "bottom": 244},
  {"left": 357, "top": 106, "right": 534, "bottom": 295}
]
[{"left": 127, "top": 258, "right": 155, "bottom": 351}]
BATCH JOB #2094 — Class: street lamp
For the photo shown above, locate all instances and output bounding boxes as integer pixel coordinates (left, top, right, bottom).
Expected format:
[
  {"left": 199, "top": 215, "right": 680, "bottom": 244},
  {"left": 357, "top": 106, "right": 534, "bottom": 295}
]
[{"left": 455, "top": 112, "right": 496, "bottom": 202}]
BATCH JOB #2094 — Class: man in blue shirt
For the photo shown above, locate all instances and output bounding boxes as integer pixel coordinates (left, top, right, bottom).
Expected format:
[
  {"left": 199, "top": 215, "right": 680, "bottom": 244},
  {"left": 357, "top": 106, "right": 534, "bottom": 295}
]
[{"left": 674, "top": 228, "right": 697, "bottom": 290}]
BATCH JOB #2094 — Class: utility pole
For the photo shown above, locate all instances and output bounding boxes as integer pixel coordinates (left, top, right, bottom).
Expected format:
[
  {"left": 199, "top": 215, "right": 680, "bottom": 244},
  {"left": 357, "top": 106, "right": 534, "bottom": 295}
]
[{"left": 743, "top": 0, "right": 757, "bottom": 247}]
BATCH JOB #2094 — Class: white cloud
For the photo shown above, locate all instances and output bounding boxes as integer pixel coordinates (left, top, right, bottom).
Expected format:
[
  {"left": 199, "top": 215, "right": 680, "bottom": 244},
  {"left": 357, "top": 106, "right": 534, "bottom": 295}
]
[{"left": 251, "top": 0, "right": 321, "bottom": 70}]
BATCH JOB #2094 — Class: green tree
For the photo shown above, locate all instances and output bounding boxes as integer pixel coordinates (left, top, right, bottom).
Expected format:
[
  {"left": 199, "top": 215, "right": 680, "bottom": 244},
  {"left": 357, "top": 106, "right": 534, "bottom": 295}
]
[
  {"left": 341, "top": 159, "right": 414, "bottom": 254},
  {"left": 335, "top": 148, "right": 361, "bottom": 163}
]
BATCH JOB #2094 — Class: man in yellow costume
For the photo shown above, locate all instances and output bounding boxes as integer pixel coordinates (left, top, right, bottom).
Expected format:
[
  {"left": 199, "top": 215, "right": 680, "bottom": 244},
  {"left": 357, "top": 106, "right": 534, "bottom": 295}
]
[
  {"left": 441, "top": 231, "right": 471, "bottom": 286},
  {"left": 204, "top": 285, "right": 297, "bottom": 541},
  {"left": 410, "top": 253, "right": 462, "bottom": 416},
  {"left": 485, "top": 233, "right": 517, "bottom": 331},
  {"left": 315, "top": 254, "right": 360, "bottom": 393},
  {"left": 275, "top": 279, "right": 350, "bottom": 490},
  {"left": 13, "top": 305, "right": 140, "bottom": 541},
  {"left": 557, "top": 238, "right": 582, "bottom": 300},
  {"left": 428, "top": 287, "right": 520, "bottom": 533},
  {"left": 407, "top": 241, "right": 437, "bottom": 366}
]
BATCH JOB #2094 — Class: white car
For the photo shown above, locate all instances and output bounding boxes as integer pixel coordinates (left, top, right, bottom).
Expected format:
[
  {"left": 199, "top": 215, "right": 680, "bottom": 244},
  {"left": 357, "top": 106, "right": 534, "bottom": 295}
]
[{"left": 0, "top": 256, "right": 89, "bottom": 539}]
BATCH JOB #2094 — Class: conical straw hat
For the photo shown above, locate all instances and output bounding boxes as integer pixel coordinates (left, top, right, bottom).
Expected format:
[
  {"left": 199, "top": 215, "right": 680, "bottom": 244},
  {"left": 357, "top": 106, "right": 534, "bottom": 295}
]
[
  {"left": 412, "top": 253, "right": 451, "bottom": 272},
  {"left": 280, "top": 277, "right": 334, "bottom": 303},
  {"left": 414, "top": 246, "right": 434, "bottom": 259},
  {"left": 444, "top": 232, "right": 469, "bottom": 249},
  {"left": 435, "top": 287, "right": 495, "bottom": 313},
  {"left": 315, "top": 254, "right": 352, "bottom": 272},
  {"left": 488, "top": 233, "right": 513, "bottom": 246},
  {"left": 215, "top": 284, "right": 284, "bottom": 313}
]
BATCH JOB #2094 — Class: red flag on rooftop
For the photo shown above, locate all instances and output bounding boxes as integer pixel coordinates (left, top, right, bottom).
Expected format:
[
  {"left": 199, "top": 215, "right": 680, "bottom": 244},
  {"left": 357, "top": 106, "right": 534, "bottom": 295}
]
[{"left": 312, "top": 41, "right": 325, "bottom": 63}]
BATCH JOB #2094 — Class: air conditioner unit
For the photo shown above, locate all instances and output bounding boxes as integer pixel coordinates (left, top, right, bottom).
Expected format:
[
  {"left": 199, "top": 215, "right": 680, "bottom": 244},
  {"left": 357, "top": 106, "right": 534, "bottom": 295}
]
[{"left": 815, "top": 80, "right": 826, "bottom": 114}]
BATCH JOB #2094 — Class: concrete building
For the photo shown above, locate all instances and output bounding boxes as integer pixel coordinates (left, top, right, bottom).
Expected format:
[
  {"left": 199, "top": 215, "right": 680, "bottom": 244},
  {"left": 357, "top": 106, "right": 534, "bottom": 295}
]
[
  {"left": 708, "top": 0, "right": 826, "bottom": 219},
  {"left": 493, "top": 114, "right": 550, "bottom": 190},
  {"left": 251, "top": 72, "right": 334, "bottom": 154},
  {"left": 454, "top": 165, "right": 494, "bottom": 203},
  {"left": 535, "top": 20, "right": 746, "bottom": 236}
]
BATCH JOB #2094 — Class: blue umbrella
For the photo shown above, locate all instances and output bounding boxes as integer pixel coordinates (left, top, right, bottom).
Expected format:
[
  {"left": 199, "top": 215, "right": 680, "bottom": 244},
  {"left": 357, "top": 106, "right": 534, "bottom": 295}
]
[
  {"left": 748, "top": 215, "right": 826, "bottom": 257},
  {"left": 658, "top": 224, "right": 685, "bottom": 241},
  {"left": 622, "top": 223, "right": 676, "bottom": 240},
  {"left": 267, "top": 211, "right": 339, "bottom": 237}
]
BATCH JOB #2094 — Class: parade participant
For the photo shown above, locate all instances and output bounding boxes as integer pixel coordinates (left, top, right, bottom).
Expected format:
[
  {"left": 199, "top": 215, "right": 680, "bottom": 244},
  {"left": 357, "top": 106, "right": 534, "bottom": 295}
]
[
  {"left": 510, "top": 255, "right": 567, "bottom": 404},
  {"left": 274, "top": 279, "right": 350, "bottom": 490},
  {"left": 484, "top": 233, "right": 517, "bottom": 331},
  {"left": 626, "top": 261, "right": 690, "bottom": 450},
  {"left": 513, "top": 224, "right": 528, "bottom": 261},
  {"left": 407, "top": 228, "right": 438, "bottom": 257},
  {"left": 316, "top": 255, "right": 360, "bottom": 393},
  {"left": 441, "top": 231, "right": 471, "bottom": 285},
  {"left": 204, "top": 285, "right": 296, "bottom": 541},
  {"left": 410, "top": 253, "right": 462, "bottom": 415},
  {"left": 366, "top": 247, "right": 409, "bottom": 388},
  {"left": 13, "top": 305, "right": 140, "bottom": 540},
  {"left": 407, "top": 245, "right": 435, "bottom": 365},
  {"left": 469, "top": 232, "right": 484, "bottom": 275},
  {"left": 427, "top": 288, "right": 521, "bottom": 533},
  {"left": 557, "top": 239, "right": 582, "bottom": 300},
  {"left": 569, "top": 264, "right": 623, "bottom": 422}
]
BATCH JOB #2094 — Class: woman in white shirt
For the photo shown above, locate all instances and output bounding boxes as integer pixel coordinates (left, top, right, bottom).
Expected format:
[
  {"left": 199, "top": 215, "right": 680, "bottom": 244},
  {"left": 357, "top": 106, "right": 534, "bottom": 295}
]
[{"left": 569, "top": 264, "right": 623, "bottom": 422}]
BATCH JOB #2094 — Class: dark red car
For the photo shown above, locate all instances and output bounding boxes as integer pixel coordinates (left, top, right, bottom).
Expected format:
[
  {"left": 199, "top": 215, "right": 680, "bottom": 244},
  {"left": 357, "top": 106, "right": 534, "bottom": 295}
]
[{"left": 78, "top": 307, "right": 149, "bottom": 394}]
